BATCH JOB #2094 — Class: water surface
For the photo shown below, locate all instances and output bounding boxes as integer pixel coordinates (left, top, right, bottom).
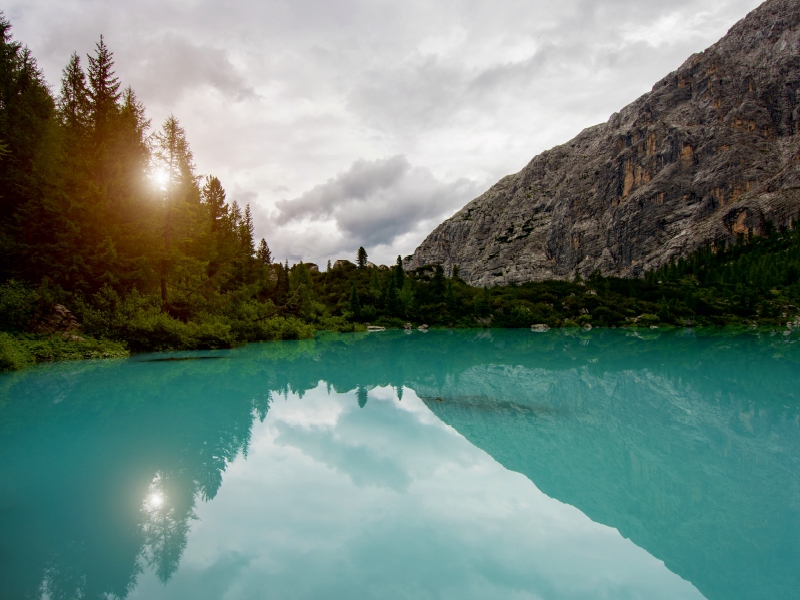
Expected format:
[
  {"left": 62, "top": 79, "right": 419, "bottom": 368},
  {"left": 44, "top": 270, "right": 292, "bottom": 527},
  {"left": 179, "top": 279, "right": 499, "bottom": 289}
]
[{"left": 1, "top": 329, "right": 798, "bottom": 599}]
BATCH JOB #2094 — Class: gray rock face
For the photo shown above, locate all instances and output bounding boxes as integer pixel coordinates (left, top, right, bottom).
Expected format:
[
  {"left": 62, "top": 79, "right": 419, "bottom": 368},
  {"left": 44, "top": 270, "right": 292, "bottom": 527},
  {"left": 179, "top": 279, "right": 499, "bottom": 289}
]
[
  {"left": 408, "top": 0, "right": 800, "bottom": 286},
  {"left": 32, "top": 304, "right": 81, "bottom": 334}
]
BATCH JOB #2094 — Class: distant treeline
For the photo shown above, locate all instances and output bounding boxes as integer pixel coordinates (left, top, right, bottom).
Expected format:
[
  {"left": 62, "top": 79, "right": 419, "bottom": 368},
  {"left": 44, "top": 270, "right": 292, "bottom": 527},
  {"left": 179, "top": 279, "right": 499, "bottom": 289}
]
[
  {"left": 1, "top": 16, "right": 799, "bottom": 370},
  {"left": 298, "top": 225, "right": 800, "bottom": 331}
]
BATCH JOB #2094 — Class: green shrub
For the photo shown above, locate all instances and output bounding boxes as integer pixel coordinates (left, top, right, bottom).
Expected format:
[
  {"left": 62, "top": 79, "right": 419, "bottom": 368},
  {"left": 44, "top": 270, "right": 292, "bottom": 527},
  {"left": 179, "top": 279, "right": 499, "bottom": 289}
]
[
  {"left": 251, "top": 316, "right": 314, "bottom": 340},
  {"left": 637, "top": 314, "right": 660, "bottom": 327},
  {"left": 0, "top": 333, "right": 127, "bottom": 372},
  {"left": 314, "top": 316, "right": 364, "bottom": 333},
  {"left": 119, "top": 313, "right": 235, "bottom": 353},
  {"left": 370, "top": 316, "right": 406, "bottom": 329},
  {"left": 0, "top": 280, "right": 51, "bottom": 332},
  {"left": 0, "top": 333, "right": 33, "bottom": 371}
]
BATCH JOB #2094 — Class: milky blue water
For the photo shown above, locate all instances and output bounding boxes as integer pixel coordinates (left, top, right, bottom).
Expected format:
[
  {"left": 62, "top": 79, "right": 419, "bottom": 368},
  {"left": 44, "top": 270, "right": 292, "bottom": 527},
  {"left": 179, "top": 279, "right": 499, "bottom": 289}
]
[{"left": 1, "top": 329, "right": 799, "bottom": 600}]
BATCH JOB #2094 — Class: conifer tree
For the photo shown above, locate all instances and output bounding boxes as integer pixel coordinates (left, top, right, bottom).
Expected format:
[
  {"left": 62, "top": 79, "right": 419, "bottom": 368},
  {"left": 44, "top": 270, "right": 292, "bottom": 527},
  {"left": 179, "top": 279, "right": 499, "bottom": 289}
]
[
  {"left": 240, "top": 204, "right": 255, "bottom": 257},
  {"left": 151, "top": 115, "right": 197, "bottom": 311},
  {"left": 120, "top": 86, "right": 149, "bottom": 140},
  {"left": 385, "top": 276, "right": 400, "bottom": 316},
  {"left": 113, "top": 84, "right": 150, "bottom": 224},
  {"left": 0, "top": 14, "right": 60, "bottom": 281},
  {"left": 152, "top": 115, "right": 195, "bottom": 198},
  {"left": 357, "top": 246, "right": 368, "bottom": 268},
  {"left": 444, "top": 279, "right": 456, "bottom": 310},
  {"left": 275, "top": 262, "right": 289, "bottom": 304},
  {"left": 86, "top": 35, "right": 120, "bottom": 139},
  {"left": 357, "top": 385, "right": 368, "bottom": 409},
  {"left": 57, "top": 52, "right": 90, "bottom": 132},
  {"left": 369, "top": 269, "right": 381, "bottom": 299},
  {"left": 394, "top": 255, "right": 405, "bottom": 289},
  {"left": 201, "top": 176, "right": 226, "bottom": 232},
  {"left": 431, "top": 265, "right": 446, "bottom": 301},
  {"left": 256, "top": 239, "right": 272, "bottom": 265},
  {"left": 349, "top": 284, "right": 361, "bottom": 318}
]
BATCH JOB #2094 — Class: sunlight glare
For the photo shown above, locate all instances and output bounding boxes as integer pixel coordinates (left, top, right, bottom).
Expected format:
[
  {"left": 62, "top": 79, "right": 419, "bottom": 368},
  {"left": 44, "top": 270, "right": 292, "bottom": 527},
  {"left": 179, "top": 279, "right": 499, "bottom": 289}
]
[{"left": 151, "top": 168, "right": 169, "bottom": 191}]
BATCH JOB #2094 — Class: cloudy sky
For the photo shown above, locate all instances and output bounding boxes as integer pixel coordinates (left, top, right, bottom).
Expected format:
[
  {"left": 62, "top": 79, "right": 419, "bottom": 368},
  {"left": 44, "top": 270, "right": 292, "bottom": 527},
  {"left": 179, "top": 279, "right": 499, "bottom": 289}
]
[{"left": 7, "top": 0, "right": 762, "bottom": 266}]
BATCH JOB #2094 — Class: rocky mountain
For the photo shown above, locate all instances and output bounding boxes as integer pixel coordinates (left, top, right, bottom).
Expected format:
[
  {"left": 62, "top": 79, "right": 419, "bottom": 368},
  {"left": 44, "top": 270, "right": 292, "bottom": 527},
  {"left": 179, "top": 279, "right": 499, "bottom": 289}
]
[{"left": 408, "top": 0, "right": 800, "bottom": 286}]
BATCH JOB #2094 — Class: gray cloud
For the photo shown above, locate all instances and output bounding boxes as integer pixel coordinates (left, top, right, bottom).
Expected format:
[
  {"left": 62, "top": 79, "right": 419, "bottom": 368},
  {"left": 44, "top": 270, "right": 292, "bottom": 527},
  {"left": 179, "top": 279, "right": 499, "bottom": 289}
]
[
  {"left": 230, "top": 183, "right": 258, "bottom": 206},
  {"left": 274, "top": 155, "right": 479, "bottom": 249},
  {"left": 126, "top": 36, "right": 255, "bottom": 105},
  {"left": 349, "top": 57, "right": 464, "bottom": 131},
  {"left": 6, "top": 0, "right": 765, "bottom": 266}
]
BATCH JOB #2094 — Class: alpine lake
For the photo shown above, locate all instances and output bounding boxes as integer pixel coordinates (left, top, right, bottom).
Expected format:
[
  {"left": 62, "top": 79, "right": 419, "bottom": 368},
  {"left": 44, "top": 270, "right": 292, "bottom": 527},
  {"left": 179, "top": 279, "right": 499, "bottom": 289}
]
[{"left": 1, "top": 327, "right": 799, "bottom": 600}]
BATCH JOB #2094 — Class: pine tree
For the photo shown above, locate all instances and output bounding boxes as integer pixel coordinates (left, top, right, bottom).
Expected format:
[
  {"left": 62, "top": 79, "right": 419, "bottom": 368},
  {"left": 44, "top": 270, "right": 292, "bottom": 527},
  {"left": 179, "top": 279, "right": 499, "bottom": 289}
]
[
  {"left": 112, "top": 84, "right": 150, "bottom": 229},
  {"left": 386, "top": 276, "right": 400, "bottom": 316},
  {"left": 57, "top": 52, "right": 90, "bottom": 132},
  {"left": 394, "top": 255, "right": 405, "bottom": 289},
  {"left": 152, "top": 115, "right": 195, "bottom": 199},
  {"left": 256, "top": 238, "right": 272, "bottom": 265},
  {"left": 240, "top": 204, "right": 255, "bottom": 257},
  {"left": 444, "top": 279, "right": 456, "bottom": 310},
  {"left": 120, "top": 86, "right": 149, "bottom": 140},
  {"left": 431, "top": 265, "right": 446, "bottom": 301},
  {"left": 201, "top": 176, "right": 226, "bottom": 232},
  {"left": 275, "top": 262, "right": 289, "bottom": 304},
  {"left": 0, "top": 14, "right": 60, "bottom": 281},
  {"left": 356, "top": 385, "right": 368, "bottom": 409},
  {"left": 357, "top": 246, "right": 368, "bottom": 268},
  {"left": 349, "top": 284, "right": 361, "bottom": 318},
  {"left": 151, "top": 115, "right": 197, "bottom": 311},
  {"left": 86, "top": 35, "right": 120, "bottom": 140}
]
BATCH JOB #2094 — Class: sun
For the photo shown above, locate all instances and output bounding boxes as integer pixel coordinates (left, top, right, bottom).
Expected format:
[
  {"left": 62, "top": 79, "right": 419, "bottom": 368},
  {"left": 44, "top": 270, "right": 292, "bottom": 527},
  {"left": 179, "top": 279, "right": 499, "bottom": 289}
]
[{"left": 151, "top": 167, "right": 170, "bottom": 191}]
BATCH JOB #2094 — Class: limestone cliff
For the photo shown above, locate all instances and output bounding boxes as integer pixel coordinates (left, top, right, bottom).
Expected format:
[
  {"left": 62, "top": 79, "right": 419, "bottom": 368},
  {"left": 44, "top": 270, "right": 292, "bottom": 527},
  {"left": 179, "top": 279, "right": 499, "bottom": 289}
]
[{"left": 409, "top": 0, "right": 800, "bottom": 286}]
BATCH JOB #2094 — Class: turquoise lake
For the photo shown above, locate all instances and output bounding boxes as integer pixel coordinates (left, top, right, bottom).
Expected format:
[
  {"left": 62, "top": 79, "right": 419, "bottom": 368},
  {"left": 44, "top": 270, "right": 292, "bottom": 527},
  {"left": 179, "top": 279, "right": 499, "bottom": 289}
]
[{"left": 1, "top": 329, "right": 799, "bottom": 599}]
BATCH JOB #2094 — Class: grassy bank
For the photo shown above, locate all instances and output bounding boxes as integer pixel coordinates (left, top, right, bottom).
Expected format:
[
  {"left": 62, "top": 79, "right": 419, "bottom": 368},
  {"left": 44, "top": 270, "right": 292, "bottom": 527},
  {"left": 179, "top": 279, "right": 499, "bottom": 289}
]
[{"left": 0, "top": 333, "right": 129, "bottom": 373}]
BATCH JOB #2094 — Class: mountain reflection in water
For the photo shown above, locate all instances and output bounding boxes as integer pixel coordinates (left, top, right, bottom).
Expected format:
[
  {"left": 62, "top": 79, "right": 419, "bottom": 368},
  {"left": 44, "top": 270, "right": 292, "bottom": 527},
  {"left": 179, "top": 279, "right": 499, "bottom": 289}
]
[{"left": 0, "top": 329, "right": 798, "bottom": 600}]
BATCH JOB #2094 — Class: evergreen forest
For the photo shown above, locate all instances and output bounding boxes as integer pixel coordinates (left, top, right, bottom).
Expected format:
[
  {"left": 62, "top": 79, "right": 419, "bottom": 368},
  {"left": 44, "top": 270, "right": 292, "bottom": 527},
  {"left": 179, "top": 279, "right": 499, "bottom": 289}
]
[{"left": 1, "top": 16, "right": 799, "bottom": 372}]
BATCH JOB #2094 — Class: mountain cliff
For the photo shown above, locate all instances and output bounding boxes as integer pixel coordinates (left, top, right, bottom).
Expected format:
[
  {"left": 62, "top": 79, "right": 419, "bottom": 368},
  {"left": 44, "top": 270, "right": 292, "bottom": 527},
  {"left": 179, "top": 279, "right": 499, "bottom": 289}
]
[{"left": 408, "top": 0, "right": 800, "bottom": 286}]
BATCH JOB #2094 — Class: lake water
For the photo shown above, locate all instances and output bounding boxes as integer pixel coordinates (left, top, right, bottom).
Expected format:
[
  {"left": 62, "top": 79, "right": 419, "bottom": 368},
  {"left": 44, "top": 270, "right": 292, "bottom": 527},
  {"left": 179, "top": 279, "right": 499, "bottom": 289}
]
[{"left": 1, "top": 329, "right": 799, "bottom": 600}]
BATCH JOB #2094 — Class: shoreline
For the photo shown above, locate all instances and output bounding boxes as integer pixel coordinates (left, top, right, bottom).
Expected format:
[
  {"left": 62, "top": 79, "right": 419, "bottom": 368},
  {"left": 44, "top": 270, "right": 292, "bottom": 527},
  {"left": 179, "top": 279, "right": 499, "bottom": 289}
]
[{"left": 2, "top": 324, "right": 796, "bottom": 375}]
